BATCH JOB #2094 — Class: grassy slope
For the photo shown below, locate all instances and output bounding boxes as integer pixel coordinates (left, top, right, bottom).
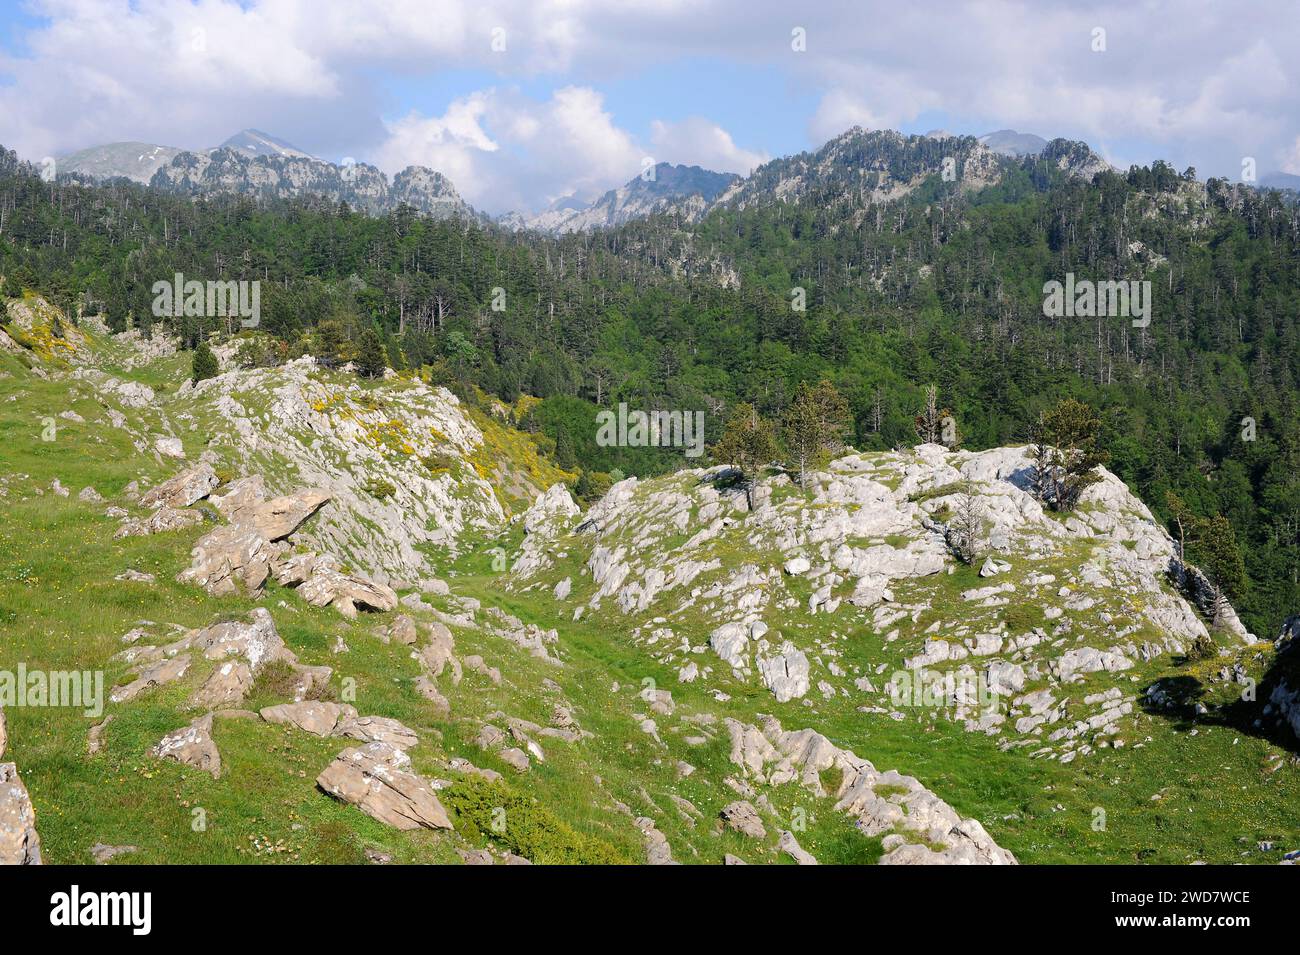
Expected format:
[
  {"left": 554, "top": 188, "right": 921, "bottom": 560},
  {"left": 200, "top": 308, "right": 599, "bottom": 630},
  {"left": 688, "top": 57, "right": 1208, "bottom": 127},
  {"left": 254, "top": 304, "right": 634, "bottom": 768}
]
[{"left": 0, "top": 316, "right": 1295, "bottom": 865}]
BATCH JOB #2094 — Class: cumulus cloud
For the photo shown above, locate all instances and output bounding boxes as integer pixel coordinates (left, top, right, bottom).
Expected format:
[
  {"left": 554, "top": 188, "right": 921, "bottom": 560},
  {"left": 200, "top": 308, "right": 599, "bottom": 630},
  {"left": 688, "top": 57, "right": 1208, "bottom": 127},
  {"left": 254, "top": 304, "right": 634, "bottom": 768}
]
[
  {"left": 374, "top": 86, "right": 647, "bottom": 212},
  {"left": 649, "top": 117, "right": 767, "bottom": 175}
]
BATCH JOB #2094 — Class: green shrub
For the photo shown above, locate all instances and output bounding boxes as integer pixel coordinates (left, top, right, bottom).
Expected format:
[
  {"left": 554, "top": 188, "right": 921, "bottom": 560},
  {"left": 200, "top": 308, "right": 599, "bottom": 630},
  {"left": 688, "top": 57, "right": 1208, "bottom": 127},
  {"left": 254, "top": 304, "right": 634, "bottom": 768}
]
[
  {"left": 247, "top": 659, "right": 302, "bottom": 703},
  {"left": 420, "top": 452, "right": 456, "bottom": 475},
  {"left": 362, "top": 478, "right": 397, "bottom": 499},
  {"left": 442, "top": 775, "right": 630, "bottom": 865},
  {"left": 1186, "top": 632, "right": 1219, "bottom": 662}
]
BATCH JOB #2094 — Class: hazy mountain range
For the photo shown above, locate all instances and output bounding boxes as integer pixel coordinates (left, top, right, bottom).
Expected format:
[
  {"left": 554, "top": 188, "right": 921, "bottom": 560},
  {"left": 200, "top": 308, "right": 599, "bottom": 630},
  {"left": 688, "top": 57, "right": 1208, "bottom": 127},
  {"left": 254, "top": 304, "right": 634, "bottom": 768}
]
[{"left": 47, "top": 126, "right": 1296, "bottom": 235}]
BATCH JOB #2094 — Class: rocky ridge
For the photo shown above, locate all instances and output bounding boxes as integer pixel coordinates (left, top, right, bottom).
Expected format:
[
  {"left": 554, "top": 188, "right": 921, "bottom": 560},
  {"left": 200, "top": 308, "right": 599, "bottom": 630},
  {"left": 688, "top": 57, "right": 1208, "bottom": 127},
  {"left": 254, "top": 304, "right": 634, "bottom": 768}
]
[{"left": 509, "top": 443, "right": 1254, "bottom": 763}]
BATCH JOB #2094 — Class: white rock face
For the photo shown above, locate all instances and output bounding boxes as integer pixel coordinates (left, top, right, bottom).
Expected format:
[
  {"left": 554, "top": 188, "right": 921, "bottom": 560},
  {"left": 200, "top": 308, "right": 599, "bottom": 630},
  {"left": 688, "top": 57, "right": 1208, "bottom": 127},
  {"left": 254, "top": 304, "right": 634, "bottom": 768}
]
[
  {"left": 180, "top": 358, "right": 505, "bottom": 580},
  {"left": 508, "top": 443, "right": 1247, "bottom": 757},
  {"left": 1054, "top": 647, "right": 1134, "bottom": 682},
  {"left": 154, "top": 436, "right": 185, "bottom": 458},
  {"left": 0, "top": 762, "right": 42, "bottom": 864},
  {"left": 710, "top": 622, "right": 750, "bottom": 670},
  {"left": 757, "top": 644, "right": 810, "bottom": 702},
  {"left": 724, "top": 716, "right": 1016, "bottom": 865}
]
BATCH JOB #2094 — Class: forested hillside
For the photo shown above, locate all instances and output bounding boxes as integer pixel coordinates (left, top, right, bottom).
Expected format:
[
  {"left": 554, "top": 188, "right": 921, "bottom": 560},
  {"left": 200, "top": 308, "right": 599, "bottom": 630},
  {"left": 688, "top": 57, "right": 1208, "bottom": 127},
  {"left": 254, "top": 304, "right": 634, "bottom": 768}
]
[{"left": 1, "top": 129, "right": 1297, "bottom": 637}]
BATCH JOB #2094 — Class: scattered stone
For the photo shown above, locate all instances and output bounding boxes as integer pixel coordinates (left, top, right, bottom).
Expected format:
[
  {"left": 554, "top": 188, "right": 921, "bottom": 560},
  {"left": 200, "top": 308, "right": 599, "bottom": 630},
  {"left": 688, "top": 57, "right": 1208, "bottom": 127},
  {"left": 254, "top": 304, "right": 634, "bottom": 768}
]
[
  {"left": 724, "top": 715, "right": 1016, "bottom": 865},
  {"left": 110, "top": 654, "right": 192, "bottom": 703},
  {"left": 979, "top": 556, "right": 1011, "bottom": 578},
  {"left": 87, "top": 715, "right": 114, "bottom": 755},
  {"left": 140, "top": 463, "right": 219, "bottom": 509},
  {"left": 334, "top": 716, "right": 419, "bottom": 750},
  {"left": 783, "top": 557, "right": 811, "bottom": 575},
  {"left": 114, "top": 569, "right": 155, "bottom": 582},
  {"left": 757, "top": 643, "right": 810, "bottom": 702},
  {"left": 317, "top": 742, "right": 453, "bottom": 831},
  {"left": 152, "top": 714, "right": 221, "bottom": 778},
  {"left": 637, "top": 817, "right": 676, "bottom": 865},
  {"left": 386, "top": 615, "right": 419, "bottom": 645},
  {"left": 114, "top": 506, "right": 205, "bottom": 539},
  {"left": 296, "top": 561, "right": 398, "bottom": 618},
  {"left": 777, "top": 829, "right": 819, "bottom": 864},
  {"left": 261, "top": 701, "right": 358, "bottom": 737},
  {"left": 464, "top": 654, "right": 502, "bottom": 685},
  {"left": 414, "top": 676, "right": 451, "bottom": 717},
  {"left": 90, "top": 843, "right": 138, "bottom": 864},
  {"left": 498, "top": 747, "right": 531, "bottom": 773},
  {"left": 720, "top": 800, "right": 767, "bottom": 839},
  {"left": 154, "top": 436, "right": 185, "bottom": 459}
]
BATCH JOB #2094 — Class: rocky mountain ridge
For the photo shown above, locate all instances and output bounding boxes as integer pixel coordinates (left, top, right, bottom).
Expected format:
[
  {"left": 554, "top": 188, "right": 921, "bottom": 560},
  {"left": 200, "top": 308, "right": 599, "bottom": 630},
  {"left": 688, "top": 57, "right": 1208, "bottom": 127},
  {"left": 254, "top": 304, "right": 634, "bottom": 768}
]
[
  {"left": 149, "top": 147, "right": 482, "bottom": 221},
  {"left": 57, "top": 129, "right": 314, "bottom": 185},
  {"left": 508, "top": 163, "right": 740, "bottom": 234},
  {"left": 51, "top": 124, "right": 1112, "bottom": 232}
]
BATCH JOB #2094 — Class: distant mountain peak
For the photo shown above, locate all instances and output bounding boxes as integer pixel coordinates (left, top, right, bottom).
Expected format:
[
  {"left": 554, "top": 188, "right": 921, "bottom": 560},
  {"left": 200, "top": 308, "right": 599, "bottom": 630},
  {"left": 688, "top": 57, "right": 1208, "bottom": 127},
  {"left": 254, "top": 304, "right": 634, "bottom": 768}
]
[
  {"left": 57, "top": 140, "right": 185, "bottom": 184},
  {"left": 218, "top": 129, "right": 315, "bottom": 160},
  {"left": 978, "top": 129, "right": 1049, "bottom": 157},
  {"left": 149, "top": 147, "right": 482, "bottom": 222},
  {"left": 506, "top": 162, "right": 739, "bottom": 234}
]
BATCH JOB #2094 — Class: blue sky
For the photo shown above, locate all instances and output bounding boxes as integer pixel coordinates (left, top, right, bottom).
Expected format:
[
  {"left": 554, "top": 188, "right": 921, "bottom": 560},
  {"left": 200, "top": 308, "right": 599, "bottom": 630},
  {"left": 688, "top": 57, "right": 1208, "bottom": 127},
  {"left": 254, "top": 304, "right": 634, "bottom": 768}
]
[{"left": 1, "top": 1, "right": 1296, "bottom": 213}]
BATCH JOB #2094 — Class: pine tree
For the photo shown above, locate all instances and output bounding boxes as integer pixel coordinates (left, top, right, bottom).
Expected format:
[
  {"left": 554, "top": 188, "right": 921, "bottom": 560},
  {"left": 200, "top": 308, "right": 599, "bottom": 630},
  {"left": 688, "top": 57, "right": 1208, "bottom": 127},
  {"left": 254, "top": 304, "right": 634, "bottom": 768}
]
[
  {"left": 947, "top": 482, "right": 985, "bottom": 564},
  {"left": 915, "top": 384, "right": 942, "bottom": 444},
  {"left": 712, "top": 402, "right": 780, "bottom": 509},
  {"left": 356, "top": 328, "right": 388, "bottom": 379},
  {"left": 782, "top": 379, "right": 850, "bottom": 487},
  {"left": 554, "top": 424, "right": 577, "bottom": 469},
  {"left": 1168, "top": 496, "right": 1248, "bottom": 628},
  {"left": 1195, "top": 514, "right": 1247, "bottom": 626},
  {"left": 1028, "top": 399, "right": 1109, "bottom": 511},
  {"left": 191, "top": 341, "right": 218, "bottom": 383}
]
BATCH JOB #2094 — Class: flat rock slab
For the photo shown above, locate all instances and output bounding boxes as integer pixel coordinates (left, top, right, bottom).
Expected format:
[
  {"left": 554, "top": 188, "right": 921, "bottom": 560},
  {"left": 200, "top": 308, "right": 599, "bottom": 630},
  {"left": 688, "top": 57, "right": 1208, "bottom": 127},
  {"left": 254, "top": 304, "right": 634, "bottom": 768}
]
[
  {"left": 90, "top": 843, "right": 139, "bottom": 864},
  {"left": 334, "top": 716, "right": 419, "bottom": 750},
  {"left": 261, "top": 701, "right": 358, "bottom": 737},
  {"left": 140, "top": 463, "right": 219, "bottom": 509},
  {"left": 317, "top": 742, "right": 452, "bottom": 831},
  {"left": 720, "top": 800, "right": 767, "bottom": 839}
]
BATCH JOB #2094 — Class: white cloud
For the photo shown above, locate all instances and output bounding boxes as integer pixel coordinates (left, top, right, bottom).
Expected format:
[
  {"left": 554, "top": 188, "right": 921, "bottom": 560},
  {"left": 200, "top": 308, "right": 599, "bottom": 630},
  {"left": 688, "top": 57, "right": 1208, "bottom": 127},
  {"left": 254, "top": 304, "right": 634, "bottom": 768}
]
[
  {"left": 1279, "top": 136, "right": 1300, "bottom": 176},
  {"left": 649, "top": 117, "right": 767, "bottom": 175},
  {"left": 374, "top": 86, "right": 646, "bottom": 213},
  {"left": 809, "top": 90, "right": 891, "bottom": 143}
]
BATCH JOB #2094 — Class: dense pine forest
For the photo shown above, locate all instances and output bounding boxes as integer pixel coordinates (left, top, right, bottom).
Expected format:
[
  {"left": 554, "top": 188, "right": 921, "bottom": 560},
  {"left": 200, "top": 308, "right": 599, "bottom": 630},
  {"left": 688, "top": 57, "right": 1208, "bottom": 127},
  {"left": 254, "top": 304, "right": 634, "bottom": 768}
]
[{"left": 1, "top": 133, "right": 1297, "bottom": 638}]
